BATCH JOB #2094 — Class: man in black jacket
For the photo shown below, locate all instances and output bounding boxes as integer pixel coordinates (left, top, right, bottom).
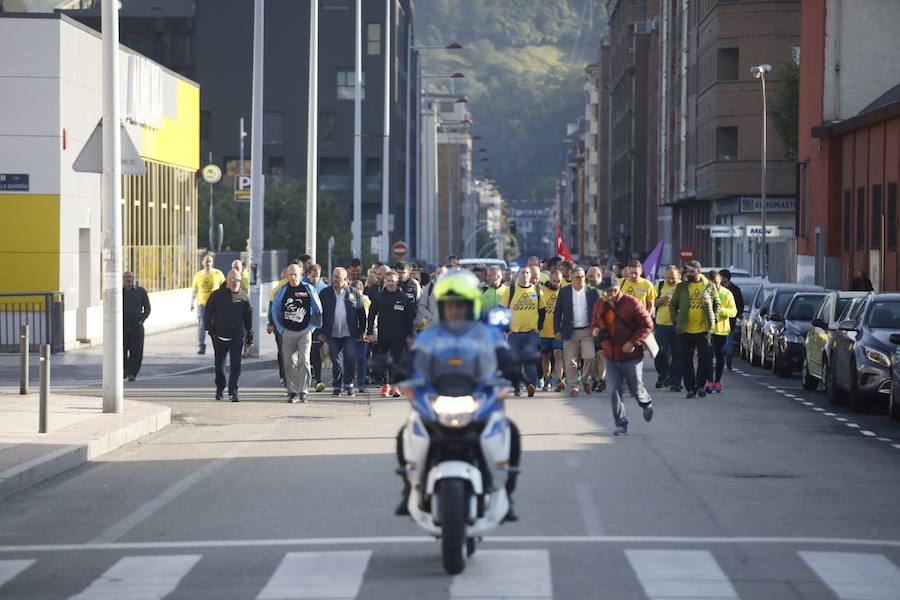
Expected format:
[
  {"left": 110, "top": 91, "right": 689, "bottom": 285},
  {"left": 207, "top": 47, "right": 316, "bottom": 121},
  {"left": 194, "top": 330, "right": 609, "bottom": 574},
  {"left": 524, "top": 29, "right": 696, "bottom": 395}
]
[
  {"left": 367, "top": 270, "right": 415, "bottom": 398},
  {"left": 122, "top": 271, "right": 151, "bottom": 381},
  {"left": 204, "top": 269, "right": 253, "bottom": 402},
  {"left": 318, "top": 267, "right": 367, "bottom": 396},
  {"left": 719, "top": 269, "right": 744, "bottom": 371}
]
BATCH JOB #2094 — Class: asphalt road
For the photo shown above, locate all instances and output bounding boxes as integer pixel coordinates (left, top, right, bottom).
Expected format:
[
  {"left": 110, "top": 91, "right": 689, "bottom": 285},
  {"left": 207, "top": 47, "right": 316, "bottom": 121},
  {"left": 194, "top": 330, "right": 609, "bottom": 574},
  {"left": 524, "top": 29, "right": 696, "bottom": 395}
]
[{"left": 1, "top": 354, "right": 899, "bottom": 599}]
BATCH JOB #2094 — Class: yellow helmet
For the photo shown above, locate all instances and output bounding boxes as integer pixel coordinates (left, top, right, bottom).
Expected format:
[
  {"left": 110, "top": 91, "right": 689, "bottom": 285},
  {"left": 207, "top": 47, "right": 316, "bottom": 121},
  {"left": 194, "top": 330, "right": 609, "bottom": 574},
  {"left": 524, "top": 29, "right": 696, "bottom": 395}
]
[{"left": 433, "top": 270, "right": 483, "bottom": 321}]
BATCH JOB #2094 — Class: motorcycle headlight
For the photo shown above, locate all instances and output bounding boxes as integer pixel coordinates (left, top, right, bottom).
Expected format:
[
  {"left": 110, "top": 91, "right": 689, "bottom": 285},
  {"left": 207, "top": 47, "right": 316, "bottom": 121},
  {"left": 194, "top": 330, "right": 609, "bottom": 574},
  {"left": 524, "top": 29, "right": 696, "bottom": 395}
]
[
  {"left": 865, "top": 349, "right": 891, "bottom": 367},
  {"left": 432, "top": 395, "right": 479, "bottom": 428}
]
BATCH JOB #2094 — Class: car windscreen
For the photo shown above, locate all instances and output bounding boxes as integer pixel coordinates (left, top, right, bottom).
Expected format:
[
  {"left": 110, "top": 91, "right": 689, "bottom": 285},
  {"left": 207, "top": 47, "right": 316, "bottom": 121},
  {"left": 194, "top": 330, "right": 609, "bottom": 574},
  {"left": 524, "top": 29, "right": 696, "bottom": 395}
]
[
  {"left": 786, "top": 295, "right": 825, "bottom": 320},
  {"left": 772, "top": 292, "right": 797, "bottom": 316},
  {"left": 867, "top": 301, "right": 900, "bottom": 329},
  {"left": 836, "top": 298, "right": 853, "bottom": 319},
  {"left": 740, "top": 285, "right": 760, "bottom": 310},
  {"left": 755, "top": 287, "right": 775, "bottom": 309}
]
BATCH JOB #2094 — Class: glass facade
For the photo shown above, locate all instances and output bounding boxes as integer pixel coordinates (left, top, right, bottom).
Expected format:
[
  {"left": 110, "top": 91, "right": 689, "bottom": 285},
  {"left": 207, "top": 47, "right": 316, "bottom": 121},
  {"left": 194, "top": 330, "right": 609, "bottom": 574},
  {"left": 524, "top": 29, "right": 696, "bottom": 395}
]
[{"left": 123, "top": 160, "right": 198, "bottom": 292}]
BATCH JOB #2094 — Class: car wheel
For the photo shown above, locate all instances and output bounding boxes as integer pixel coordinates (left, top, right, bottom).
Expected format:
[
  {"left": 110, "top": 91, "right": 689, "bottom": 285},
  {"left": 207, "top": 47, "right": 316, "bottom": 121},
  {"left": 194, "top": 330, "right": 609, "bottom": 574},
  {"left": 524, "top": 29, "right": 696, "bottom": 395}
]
[
  {"left": 890, "top": 381, "right": 900, "bottom": 421},
  {"left": 762, "top": 342, "right": 772, "bottom": 369},
  {"left": 775, "top": 352, "right": 791, "bottom": 378},
  {"left": 750, "top": 342, "right": 761, "bottom": 367},
  {"left": 848, "top": 361, "right": 870, "bottom": 413},
  {"left": 826, "top": 360, "right": 847, "bottom": 406},
  {"left": 801, "top": 359, "right": 818, "bottom": 390}
]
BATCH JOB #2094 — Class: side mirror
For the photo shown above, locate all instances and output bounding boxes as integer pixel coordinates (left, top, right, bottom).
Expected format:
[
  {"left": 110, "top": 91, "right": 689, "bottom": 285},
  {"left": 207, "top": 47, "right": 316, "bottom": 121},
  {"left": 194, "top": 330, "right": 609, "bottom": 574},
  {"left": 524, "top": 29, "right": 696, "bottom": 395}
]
[
  {"left": 890, "top": 334, "right": 900, "bottom": 345},
  {"left": 759, "top": 307, "right": 768, "bottom": 317},
  {"left": 811, "top": 318, "right": 827, "bottom": 329},
  {"left": 838, "top": 320, "right": 858, "bottom": 332}
]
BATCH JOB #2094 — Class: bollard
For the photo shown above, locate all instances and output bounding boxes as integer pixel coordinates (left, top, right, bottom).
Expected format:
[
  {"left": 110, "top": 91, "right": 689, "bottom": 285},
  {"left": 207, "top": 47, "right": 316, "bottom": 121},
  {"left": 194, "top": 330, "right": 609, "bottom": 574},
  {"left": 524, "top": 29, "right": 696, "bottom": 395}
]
[
  {"left": 19, "top": 324, "right": 29, "bottom": 395},
  {"left": 39, "top": 344, "right": 50, "bottom": 434}
]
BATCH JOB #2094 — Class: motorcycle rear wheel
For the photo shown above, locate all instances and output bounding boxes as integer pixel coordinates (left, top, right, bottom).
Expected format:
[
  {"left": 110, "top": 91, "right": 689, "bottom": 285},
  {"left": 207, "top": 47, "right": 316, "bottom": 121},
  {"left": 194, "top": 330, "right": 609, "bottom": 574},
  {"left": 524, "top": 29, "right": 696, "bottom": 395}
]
[{"left": 440, "top": 479, "right": 468, "bottom": 575}]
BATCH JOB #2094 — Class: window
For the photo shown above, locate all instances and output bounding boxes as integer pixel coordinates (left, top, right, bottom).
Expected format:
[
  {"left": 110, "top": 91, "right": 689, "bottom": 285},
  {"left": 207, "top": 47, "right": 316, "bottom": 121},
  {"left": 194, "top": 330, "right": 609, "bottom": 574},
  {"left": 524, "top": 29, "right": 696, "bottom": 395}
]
[
  {"left": 319, "top": 111, "right": 336, "bottom": 143},
  {"left": 843, "top": 190, "right": 851, "bottom": 250},
  {"left": 716, "top": 47, "right": 739, "bottom": 81},
  {"left": 319, "top": 158, "right": 351, "bottom": 190},
  {"left": 337, "top": 70, "right": 365, "bottom": 100},
  {"left": 200, "top": 111, "right": 212, "bottom": 142},
  {"left": 367, "top": 23, "right": 382, "bottom": 56},
  {"left": 366, "top": 158, "right": 382, "bottom": 191},
  {"left": 856, "top": 187, "right": 866, "bottom": 249},
  {"left": 268, "top": 157, "right": 285, "bottom": 176},
  {"left": 716, "top": 126, "right": 738, "bottom": 160},
  {"left": 798, "top": 161, "right": 809, "bottom": 238},
  {"left": 889, "top": 183, "right": 898, "bottom": 250},
  {"left": 263, "top": 111, "right": 284, "bottom": 144},
  {"left": 872, "top": 184, "right": 883, "bottom": 249}
]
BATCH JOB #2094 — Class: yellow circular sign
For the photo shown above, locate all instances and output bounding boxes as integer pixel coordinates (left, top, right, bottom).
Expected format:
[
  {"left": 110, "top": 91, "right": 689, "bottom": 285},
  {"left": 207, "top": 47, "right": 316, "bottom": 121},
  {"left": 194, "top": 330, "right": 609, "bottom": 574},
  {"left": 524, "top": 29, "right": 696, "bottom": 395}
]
[{"left": 201, "top": 164, "right": 222, "bottom": 184}]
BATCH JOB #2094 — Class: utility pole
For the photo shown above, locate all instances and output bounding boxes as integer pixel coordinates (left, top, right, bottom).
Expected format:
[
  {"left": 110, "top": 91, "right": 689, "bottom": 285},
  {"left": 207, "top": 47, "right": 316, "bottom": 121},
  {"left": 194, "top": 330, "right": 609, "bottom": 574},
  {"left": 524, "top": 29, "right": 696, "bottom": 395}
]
[
  {"left": 101, "top": 0, "right": 123, "bottom": 413},
  {"left": 306, "top": 0, "right": 319, "bottom": 262},
  {"left": 248, "top": 0, "right": 265, "bottom": 358},
  {"left": 352, "top": 0, "right": 363, "bottom": 259},
  {"left": 404, "top": 25, "right": 413, "bottom": 257},
  {"left": 380, "top": 0, "right": 392, "bottom": 263}
]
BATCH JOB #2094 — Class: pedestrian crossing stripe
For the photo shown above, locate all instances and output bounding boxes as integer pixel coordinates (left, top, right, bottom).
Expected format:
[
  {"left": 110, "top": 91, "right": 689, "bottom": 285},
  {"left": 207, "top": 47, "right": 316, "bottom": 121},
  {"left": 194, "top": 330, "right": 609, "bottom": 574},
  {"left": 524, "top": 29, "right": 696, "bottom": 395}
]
[{"left": 1, "top": 549, "right": 899, "bottom": 599}]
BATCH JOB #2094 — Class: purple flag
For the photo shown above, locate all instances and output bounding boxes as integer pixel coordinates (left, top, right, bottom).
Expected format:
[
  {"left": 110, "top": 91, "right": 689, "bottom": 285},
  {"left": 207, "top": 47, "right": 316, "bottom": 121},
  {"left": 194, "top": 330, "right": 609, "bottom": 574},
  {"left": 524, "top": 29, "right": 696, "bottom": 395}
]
[{"left": 643, "top": 240, "right": 665, "bottom": 282}]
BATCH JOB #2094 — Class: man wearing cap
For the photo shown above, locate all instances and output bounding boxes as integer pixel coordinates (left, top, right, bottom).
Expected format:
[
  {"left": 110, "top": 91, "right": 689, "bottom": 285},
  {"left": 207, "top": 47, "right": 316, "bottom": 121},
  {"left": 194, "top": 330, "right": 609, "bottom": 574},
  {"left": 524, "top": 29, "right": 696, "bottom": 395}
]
[
  {"left": 669, "top": 260, "right": 719, "bottom": 398},
  {"left": 591, "top": 275, "right": 655, "bottom": 435}
]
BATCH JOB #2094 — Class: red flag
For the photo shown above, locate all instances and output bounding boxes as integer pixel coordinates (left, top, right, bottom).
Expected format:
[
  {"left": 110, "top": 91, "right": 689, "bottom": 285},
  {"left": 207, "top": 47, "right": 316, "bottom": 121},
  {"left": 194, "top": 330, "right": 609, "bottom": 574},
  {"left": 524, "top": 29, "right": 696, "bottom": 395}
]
[{"left": 556, "top": 226, "right": 573, "bottom": 262}]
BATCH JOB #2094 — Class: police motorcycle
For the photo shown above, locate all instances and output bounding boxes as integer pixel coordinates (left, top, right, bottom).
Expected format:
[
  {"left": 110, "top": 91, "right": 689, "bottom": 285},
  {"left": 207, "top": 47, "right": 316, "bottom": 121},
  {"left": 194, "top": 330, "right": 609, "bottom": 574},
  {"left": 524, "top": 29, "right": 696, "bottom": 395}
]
[{"left": 375, "top": 272, "right": 533, "bottom": 575}]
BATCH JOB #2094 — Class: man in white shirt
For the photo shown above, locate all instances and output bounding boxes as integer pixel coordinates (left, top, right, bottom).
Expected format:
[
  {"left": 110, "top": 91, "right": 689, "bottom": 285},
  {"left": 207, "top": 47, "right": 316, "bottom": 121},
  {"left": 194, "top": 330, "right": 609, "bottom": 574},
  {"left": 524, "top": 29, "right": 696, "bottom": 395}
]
[
  {"left": 318, "top": 267, "right": 367, "bottom": 397},
  {"left": 553, "top": 267, "right": 601, "bottom": 397}
]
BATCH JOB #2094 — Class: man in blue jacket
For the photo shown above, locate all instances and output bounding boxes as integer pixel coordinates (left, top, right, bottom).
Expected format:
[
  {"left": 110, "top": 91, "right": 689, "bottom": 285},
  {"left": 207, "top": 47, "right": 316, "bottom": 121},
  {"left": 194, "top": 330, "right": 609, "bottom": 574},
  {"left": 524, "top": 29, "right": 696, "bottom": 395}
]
[
  {"left": 318, "top": 267, "right": 367, "bottom": 397},
  {"left": 554, "top": 267, "right": 600, "bottom": 397},
  {"left": 269, "top": 263, "right": 323, "bottom": 403}
]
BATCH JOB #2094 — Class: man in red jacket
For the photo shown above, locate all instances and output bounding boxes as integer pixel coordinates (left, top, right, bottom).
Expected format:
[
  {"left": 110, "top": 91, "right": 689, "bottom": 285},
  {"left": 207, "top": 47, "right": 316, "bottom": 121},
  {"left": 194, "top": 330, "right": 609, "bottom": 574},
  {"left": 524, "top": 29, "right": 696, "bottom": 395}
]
[{"left": 591, "top": 275, "right": 655, "bottom": 435}]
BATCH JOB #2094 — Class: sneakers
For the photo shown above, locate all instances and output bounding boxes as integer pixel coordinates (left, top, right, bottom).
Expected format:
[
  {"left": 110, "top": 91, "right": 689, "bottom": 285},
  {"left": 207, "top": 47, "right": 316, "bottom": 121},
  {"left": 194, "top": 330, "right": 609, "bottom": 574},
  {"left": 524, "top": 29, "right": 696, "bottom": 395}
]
[
  {"left": 613, "top": 424, "right": 628, "bottom": 435},
  {"left": 332, "top": 388, "right": 343, "bottom": 397},
  {"left": 315, "top": 382, "right": 326, "bottom": 393},
  {"left": 526, "top": 384, "right": 536, "bottom": 397},
  {"left": 229, "top": 391, "right": 240, "bottom": 403},
  {"left": 582, "top": 381, "right": 592, "bottom": 396},
  {"left": 713, "top": 382, "right": 722, "bottom": 394},
  {"left": 641, "top": 403, "right": 654, "bottom": 423},
  {"left": 381, "top": 384, "right": 391, "bottom": 398},
  {"left": 569, "top": 388, "right": 579, "bottom": 397},
  {"left": 127, "top": 374, "right": 136, "bottom": 382},
  {"left": 541, "top": 381, "right": 552, "bottom": 392},
  {"left": 698, "top": 387, "right": 707, "bottom": 398},
  {"left": 554, "top": 382, "right": 566, "bottom": 393},
  {"left": 685, "top": 390, "right": 697, "bottom": 398},
  {"left": 300, "top": 392, "right": 309, "bottom": 403},
  {"left": 655, "top": 377, "right": 666, "bottom": 389},
  {"left": 390, "top": 387, "right": 402, "bottom": 398},
  {"left": 669, "top": 384, "right": 683, "bottom": 392},
  {"left": 197, "top": 345, "right": 206, "bottom": 355},
  {"left": 288, "top": 393, "right": 300, "bottom": 404},
  {"left": 345, "top": 387, "right": 356, "bottom": 397},
  {"left": 215, "top": 391, "right": 224, "bottom": 401},
  {"left": 704, "top": 383, "right": 714, "bottom": 395},
  {"left": 536, "top": 378, "right": 545, "bottom": 390},
  {"left": 595, "top": 380, "right": 607, "bottom": 393},
  {"left": 514, "top": 388, "right": 522, "bottom": 398}
]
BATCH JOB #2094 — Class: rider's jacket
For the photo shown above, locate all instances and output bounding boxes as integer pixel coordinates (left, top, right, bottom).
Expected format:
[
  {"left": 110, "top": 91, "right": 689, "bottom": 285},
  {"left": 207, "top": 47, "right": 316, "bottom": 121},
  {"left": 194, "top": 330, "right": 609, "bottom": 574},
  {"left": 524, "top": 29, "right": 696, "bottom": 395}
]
[{"left": 411, "top": 321, "right": 511, "bottom": 382}]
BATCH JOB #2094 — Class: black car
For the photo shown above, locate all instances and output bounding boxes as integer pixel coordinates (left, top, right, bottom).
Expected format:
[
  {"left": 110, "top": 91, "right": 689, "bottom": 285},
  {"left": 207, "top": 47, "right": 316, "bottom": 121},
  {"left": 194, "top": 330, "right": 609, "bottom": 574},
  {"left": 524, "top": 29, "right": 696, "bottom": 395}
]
[
  {"left": 827, "top": 293, "right": 900, "bottom": 412},
  {"left": 769, "top": 293, "right": 827, "bottom": 377},
  {"left": 750, "top": 285, "right": 824, "bottom": 368}
]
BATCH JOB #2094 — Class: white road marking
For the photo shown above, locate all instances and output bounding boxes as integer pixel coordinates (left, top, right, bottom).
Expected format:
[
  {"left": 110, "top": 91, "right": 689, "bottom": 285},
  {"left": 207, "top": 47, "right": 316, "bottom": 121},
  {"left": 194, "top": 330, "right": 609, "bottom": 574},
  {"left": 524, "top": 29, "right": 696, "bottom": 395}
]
[
  {"left": 574, "top": 484, "right": 604, "bottom": 536},
  {"left": 68, "top": 554, "right": 201, "bottom": 600},
  {"left": 256, "top": 551, "right": 371, "bottom": 600},
  {"left": 893, "top": 444, "right": 900, "bottom": 451},
  {"left": 846, "top": 423, "right": 860, "bottom": 429},
  {"left": 861, "top": 431, "right": 876, "bottom": 436},
  {"left": 813, "top": 408, "right": 825, "bottom": 412},
  {"left": 3, "top": 536, "right": 900, "bottom": 553},
  {"left": 825, "top": 412, "right": 836, "bottom": 416},
  {"left": 877, "top": 437, "right": 891, "bottom": 442},
  {"left": 626, "top": 549, "right": 739, "bottom": 599},
  {"left": 766, "top": 385, "right": 778, "bottom": 389},
  {"left": 836, "top": 417, "right": 849, "bottom": 422},
  {"left": 803, "top": 402, "right": 814, "bottom": 406},
  {"left": 800, "top": 551, "right": 900, "bottom": 600},
  {"left": 0, "top": 559, "right": 35, "bottom": 588},
  {"left": 90, "top": 433, "right": 267, "bottom": 544},
  {"left": 450, "top": 549, "right": 552, "bottom": 599}
]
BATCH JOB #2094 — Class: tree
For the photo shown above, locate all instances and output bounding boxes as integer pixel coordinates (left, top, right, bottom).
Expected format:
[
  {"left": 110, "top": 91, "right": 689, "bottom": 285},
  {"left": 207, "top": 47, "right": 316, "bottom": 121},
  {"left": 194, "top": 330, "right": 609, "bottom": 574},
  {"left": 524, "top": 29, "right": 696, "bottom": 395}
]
[{"left": 771, "top": 58, "right": 799, "bottom": 161}]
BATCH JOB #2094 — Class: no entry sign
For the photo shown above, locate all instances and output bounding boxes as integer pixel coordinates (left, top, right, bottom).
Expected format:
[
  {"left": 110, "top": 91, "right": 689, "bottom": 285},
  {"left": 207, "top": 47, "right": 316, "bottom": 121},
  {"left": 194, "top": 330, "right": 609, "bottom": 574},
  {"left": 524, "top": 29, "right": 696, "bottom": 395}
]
[
  {"left": 393, "top": 241, "right": 408, "bottom": 258},
  {"left": 679, "top": 245, "right": 694, "bottom": 262}
]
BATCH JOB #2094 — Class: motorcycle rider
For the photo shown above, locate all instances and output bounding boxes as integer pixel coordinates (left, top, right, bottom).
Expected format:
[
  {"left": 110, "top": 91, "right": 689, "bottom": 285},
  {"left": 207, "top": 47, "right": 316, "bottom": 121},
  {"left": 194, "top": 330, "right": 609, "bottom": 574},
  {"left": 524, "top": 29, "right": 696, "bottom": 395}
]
[{"left": 394, "top": 271, "right": 523, "bottom": 521}]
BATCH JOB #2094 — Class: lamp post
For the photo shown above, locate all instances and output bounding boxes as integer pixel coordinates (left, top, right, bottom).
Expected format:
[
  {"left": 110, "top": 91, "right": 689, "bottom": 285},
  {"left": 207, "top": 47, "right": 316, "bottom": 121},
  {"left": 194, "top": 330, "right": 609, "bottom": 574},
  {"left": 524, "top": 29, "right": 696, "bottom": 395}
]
[
  {"left": 751, "top": 63, "right": 772, "bottom": 279},
  {"left": 306, "top": 0, "right": 318, "bottom": 262},
  {"left": 247, "top": 0, "right": 265, "bottom": 358},
  {"left": 352, "top": 0, "right": 362, "bottom": 259}
]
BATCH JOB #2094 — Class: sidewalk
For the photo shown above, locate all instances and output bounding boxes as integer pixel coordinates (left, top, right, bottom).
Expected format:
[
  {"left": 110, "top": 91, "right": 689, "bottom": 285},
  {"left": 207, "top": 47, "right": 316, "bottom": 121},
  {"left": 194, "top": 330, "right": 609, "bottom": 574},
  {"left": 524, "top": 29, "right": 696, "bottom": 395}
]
[
  {"left": 0, "top": 325, "right": 279, "bottom": 387},
  {"left": 0, "top": 389, "right": 170, "bottom": 501}
]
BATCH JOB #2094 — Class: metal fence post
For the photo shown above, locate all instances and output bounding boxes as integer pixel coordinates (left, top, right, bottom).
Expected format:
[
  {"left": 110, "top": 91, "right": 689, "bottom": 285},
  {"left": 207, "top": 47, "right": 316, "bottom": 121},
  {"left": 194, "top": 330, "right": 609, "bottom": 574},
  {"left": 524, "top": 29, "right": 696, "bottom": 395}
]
[
  {"left": 20, "top": 324, "right": 29, "bottom": 394},
  {"left": 39, "top": 344, "right": 50, "bottom": 434}
]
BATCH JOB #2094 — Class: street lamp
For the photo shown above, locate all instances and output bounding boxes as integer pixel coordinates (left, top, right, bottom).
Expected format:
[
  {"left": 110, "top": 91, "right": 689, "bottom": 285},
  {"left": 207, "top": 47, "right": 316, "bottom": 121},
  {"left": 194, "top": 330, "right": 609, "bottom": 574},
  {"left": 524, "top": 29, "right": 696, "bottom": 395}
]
[{"left": 751, "top": 63, "right": 772, "bottom": 278}]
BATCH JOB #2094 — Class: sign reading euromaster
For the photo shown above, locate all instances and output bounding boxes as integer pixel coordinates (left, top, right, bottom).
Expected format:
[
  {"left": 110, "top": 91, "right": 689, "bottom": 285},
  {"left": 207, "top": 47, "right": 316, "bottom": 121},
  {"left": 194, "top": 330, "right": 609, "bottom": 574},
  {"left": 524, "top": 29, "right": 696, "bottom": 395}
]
[
  {"left": 740, "top": 197, "right": 795, "bottom": 213},
  {"left": 0, "top": 174, "right": 29, "bottom": 191}
]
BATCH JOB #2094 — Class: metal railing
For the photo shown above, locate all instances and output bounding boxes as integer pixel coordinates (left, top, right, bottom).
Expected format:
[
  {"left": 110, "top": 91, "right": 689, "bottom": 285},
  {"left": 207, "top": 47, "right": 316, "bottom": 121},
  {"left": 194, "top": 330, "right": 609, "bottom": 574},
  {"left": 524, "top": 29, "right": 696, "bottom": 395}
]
[{"left": 0, "top": 292, "right": 65, "bottom": 353}]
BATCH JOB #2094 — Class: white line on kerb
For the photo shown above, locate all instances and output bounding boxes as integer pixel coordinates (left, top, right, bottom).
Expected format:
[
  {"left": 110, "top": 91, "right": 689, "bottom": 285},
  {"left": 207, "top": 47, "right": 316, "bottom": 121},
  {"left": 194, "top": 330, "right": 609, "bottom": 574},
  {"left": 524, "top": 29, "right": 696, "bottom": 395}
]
[
  {"left": 813, "top": 408, "right": 825, "bottom": 412},
  {"left": 861, "top": 431, "right": 876, "bottom": 437},
  {"left": 3, "top": 536, "right": 900, "bottom": 553},
  {"left": 836, "top": 417, "right": 849, "bottom": 422},
  {"left": 846, "top": 423, "right": 860, "bottom": 429},
  {"left": 824, "top": 412, "right": 836, "bottom": 416},
  {"left": 877, "top": 437, "right": 892, "bottom": 442}
]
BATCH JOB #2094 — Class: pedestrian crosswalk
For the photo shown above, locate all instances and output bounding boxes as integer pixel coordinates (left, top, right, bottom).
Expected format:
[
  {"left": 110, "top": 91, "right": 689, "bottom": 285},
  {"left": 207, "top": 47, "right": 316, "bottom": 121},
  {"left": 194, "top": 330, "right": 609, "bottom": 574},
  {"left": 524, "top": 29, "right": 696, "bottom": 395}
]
[{"left": 1, "top": 547, "right": 899, "bottom": 599}]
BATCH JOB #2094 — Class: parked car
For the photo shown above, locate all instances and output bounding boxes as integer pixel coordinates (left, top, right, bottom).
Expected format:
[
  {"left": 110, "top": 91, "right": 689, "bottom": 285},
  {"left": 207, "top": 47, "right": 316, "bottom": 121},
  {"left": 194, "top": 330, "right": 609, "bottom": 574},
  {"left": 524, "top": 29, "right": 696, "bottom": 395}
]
[
  {"left": 458, "top": 258, "right": 509, "bottom": 271},
  {"left": 827, "top": 293, "right": 900, "bottom": 412},
  {"left": 801, "top": 291, "right": 869, "bottom": 390},
  {"left": 741, "top": 284, "right": 779, "bottom": 360},
  {"left": 768, "top": 293, "right": 828, "bottom": 377},
  {"left": 749, "top": 285, "right": 824, "bottom": 368},
  {"left": 888, "top": 336, "right": 900, "bottom": 420}
]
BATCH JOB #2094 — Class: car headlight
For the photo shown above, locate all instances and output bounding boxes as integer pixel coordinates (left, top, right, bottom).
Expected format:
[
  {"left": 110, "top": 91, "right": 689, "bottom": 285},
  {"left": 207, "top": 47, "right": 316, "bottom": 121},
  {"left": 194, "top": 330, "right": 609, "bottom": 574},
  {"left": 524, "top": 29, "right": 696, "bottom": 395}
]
[
  {"left": 432, "top": 395, "right": 479, "bottom": 428},
  {"left": 865, "top": 349, "right": 891, "bottom": 367},
  {"left": 784, "top": 333, "right": 804, "bottom": 344}
]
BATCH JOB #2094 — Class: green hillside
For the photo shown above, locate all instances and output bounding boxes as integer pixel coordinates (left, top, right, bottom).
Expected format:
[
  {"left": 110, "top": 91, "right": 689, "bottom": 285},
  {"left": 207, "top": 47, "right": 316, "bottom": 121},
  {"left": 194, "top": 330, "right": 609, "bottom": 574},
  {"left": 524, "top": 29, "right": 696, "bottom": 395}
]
[{"left": 416, "top": 0, "right": 606, "bottom": 199}]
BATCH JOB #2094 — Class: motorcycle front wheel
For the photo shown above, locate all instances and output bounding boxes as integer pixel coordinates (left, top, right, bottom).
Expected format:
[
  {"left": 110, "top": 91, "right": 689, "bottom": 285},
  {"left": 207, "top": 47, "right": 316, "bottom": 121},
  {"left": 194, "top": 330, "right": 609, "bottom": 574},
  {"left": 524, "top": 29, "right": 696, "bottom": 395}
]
[{"left": 439, "top": 479, "right": 468, "bottom": 575}]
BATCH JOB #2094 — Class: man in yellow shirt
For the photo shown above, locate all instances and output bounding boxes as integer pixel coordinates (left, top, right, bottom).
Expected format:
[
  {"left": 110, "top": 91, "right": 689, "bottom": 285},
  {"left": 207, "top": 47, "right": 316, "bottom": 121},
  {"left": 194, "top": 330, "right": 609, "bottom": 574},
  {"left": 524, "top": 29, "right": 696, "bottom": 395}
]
[
  {"left": 653, "top": 265, "right": 683, "bottom": 391},
  {"left": 190, "top": 254, "right": 226, "bottom": 354},
  {"left": 539, "top": 270, "right": 565, "bottom": 392},
  {"left": 669, "top": 260, "right": 719, "bottom": 398},
  {"left": 621, "top": 259, "right": 658, "bottom": 313},
  {"left": 500, "top": 266, "right": 547, "bottom": 397},
  {"left": 707, "top": 270, "right": 737, "bottom": 394}
]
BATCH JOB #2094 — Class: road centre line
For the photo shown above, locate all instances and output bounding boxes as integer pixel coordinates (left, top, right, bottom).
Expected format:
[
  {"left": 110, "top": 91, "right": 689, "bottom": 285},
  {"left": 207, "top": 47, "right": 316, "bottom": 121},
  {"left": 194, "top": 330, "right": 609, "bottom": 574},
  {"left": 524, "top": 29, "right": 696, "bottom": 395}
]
[{"left": 4, "top": 536, "right": 900, "bottom": 553}]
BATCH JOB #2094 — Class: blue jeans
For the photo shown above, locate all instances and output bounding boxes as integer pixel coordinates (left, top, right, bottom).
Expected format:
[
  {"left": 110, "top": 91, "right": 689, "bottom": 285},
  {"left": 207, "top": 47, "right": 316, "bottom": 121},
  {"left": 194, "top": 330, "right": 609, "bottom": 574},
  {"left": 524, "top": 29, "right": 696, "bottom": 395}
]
[
  {"left": 723, "top": 329, "right": 736, "bottom": 366},
  {"left": 653, "top": 324, "right": 682, "bottom": 386},
  {"left": 327, "top": 336, "right": 357, "bottom": 389},
  {"left": 197, "top": 304, "right": 208, "bottom": 348},
  {"left": 607, "top": 358, "right": 651, "bottom": 427},
  {"left": 508, "top": 331, "right": 540, "bottom": 389},
  {"left": 355, "top": 341, "right": 369, "bottom": 387}
]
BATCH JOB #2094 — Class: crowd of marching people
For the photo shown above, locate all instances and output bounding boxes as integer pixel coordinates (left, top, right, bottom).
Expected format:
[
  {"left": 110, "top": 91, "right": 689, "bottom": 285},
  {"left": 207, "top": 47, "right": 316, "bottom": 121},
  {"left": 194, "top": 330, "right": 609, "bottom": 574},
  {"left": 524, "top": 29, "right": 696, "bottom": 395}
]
[{"left": 190, "top": 252, "right": 742, "bottom": 435}]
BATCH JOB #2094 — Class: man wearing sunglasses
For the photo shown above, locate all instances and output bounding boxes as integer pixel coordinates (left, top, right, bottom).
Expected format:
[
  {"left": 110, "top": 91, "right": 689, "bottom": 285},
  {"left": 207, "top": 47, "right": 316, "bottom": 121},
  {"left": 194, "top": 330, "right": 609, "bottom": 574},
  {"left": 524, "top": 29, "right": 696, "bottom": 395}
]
[{"left": 204, "top": 269, "right": 253, "bottom": 402}]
